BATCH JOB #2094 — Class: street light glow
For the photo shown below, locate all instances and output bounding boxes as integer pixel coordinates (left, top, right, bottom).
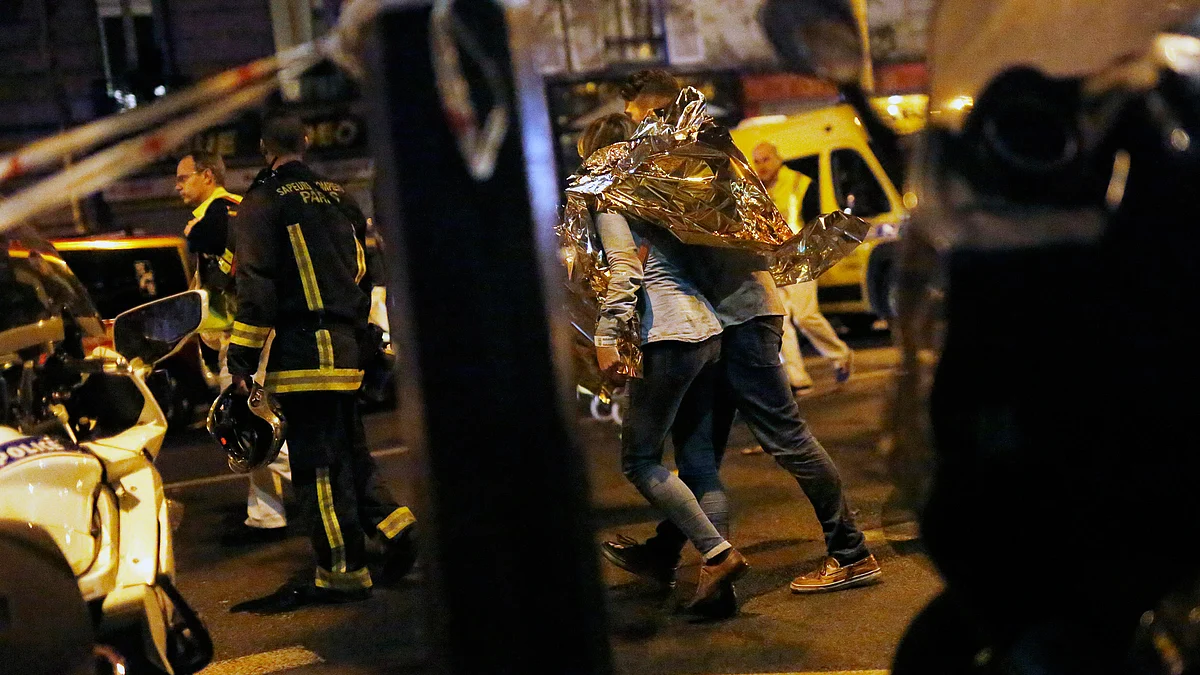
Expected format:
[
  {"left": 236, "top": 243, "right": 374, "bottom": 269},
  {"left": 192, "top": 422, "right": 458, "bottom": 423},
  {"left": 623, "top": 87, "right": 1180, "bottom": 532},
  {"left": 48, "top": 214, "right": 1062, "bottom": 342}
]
[{"left": 948, "top": 95, "right": 974, "bottom": 112}]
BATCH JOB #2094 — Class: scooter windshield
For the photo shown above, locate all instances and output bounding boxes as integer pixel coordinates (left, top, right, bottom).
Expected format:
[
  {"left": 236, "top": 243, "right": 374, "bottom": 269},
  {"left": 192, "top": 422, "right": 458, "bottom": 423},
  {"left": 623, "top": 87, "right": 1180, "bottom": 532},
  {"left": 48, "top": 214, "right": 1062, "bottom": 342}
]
[{"left": 0, "top": 228, "right": 103, "bottom": 345}]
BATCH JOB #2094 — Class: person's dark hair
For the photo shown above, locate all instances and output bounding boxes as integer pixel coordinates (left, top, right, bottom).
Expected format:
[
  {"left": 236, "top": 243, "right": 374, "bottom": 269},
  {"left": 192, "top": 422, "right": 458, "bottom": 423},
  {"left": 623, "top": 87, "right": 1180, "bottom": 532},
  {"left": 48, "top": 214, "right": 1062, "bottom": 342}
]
[
  {"left": 188, "top": 151, "right": 226, "bottom": 185},
  {"left": 577, "top": 113, "right": 635, "bottom": 159},
  {"left": 261, "top": 114, "right": 308, "bottom": 156},
  {"left": 619, "top": 69, "right": 680, "bottom": 103}
]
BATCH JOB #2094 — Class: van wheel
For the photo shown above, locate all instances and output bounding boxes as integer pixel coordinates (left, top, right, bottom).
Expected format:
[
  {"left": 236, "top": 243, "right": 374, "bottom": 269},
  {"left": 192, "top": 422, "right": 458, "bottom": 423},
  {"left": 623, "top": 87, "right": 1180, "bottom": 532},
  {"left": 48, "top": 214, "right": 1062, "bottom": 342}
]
[
  {"left": 886, "top": 281, "right": 900, "bottom": 320},
  {"left": 874, "top": 261, "right": 900, "bottom": 319}
]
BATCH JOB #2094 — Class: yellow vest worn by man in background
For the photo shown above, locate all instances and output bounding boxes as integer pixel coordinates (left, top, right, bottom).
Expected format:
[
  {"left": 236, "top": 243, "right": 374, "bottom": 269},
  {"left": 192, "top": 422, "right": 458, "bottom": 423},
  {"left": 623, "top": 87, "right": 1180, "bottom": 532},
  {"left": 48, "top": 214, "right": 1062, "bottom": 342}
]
[
  {"left": 765, "top": 164, "right": 812, "bottom": 234},
  {"left": 765, "top": 163, "right": 854, "bottom": 392}
]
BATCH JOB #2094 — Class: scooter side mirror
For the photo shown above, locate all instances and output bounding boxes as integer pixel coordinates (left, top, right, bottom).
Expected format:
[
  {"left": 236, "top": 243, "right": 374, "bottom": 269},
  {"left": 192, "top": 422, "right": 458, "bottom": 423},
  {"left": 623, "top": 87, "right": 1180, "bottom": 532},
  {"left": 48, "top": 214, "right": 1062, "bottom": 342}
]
[
  {"left": 112, "top": 290, "right": 208, "bottom": 366},
  {"left": 759, "top": 0, "right": 865, "bottom": 87}
]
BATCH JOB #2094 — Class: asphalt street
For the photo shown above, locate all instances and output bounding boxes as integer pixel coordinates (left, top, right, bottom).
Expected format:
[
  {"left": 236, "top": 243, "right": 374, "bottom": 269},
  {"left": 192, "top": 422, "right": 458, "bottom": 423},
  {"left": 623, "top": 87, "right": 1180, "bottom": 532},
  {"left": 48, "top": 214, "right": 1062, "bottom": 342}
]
[{"left": 160, "top": 334, "right": 942, "bottom": 675}]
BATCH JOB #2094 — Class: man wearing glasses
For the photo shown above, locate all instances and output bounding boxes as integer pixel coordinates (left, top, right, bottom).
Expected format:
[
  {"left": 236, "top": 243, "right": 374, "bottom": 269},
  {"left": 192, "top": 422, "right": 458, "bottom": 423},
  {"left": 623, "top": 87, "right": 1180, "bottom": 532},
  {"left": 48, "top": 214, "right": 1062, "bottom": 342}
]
[
  {"left": 177, "top": 152, "right": 239, "bottom": 293},
  {"left": 176, "top": 151, "right": 292, "bottom": 545}
]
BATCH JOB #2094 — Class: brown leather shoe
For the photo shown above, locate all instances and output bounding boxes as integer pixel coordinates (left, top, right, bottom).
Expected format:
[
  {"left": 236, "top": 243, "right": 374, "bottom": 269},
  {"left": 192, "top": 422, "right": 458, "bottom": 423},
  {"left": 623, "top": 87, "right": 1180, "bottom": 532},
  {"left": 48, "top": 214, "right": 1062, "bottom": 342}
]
[
  {"left": 687, "top": 548, "right": 749, "bottom": 609},
  {"left": 790, "top": 554, "right": 881, "bottom": 593}
]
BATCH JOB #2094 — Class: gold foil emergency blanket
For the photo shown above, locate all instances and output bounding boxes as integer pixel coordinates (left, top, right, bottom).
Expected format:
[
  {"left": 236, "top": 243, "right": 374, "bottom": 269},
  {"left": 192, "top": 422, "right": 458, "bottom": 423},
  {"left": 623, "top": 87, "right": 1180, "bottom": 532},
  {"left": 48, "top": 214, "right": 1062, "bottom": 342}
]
[
  {"left": 768, "top": 209, "right": 873, "bottom": 285},
  {"left": 566, "top": 86, "right": 870, "bottom": 285},
  {"left": 555, "top": 193, "right": 641, "bottom": 401},
  {"left": 556, "top": 87, "right": 870, "bottom": 394}
]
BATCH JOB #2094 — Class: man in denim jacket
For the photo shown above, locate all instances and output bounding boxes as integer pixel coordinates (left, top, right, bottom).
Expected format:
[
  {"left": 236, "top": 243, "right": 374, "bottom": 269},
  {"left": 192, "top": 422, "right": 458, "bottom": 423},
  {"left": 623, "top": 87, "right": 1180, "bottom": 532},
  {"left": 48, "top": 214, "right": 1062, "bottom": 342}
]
[{"left": 601, "top": 70, "right": 880, "bottom": 596}]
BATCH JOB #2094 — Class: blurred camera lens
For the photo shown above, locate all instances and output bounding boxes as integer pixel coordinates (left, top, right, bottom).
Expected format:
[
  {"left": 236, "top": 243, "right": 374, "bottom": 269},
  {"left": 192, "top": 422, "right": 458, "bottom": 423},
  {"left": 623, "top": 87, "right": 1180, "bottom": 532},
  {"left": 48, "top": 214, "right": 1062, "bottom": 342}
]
[{"left": 981, "top": 96, "right": 1079, "bottom": 173}]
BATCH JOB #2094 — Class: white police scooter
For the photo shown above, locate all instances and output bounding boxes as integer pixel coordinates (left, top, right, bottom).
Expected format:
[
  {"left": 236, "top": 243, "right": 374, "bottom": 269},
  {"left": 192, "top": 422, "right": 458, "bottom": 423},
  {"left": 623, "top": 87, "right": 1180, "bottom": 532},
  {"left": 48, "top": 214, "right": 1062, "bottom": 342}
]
[{"left": 0, "top": 288, "right": 213, "bottom": 674}]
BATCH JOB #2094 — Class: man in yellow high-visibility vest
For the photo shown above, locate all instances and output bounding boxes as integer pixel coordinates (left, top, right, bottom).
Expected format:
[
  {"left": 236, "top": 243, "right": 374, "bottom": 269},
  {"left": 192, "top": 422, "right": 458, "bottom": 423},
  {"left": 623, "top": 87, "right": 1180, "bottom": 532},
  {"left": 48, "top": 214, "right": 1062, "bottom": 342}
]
[
  {"left": 177, "top": 151, "right": 292, "bottom": 543},
  {"left": 752, "top": 142, "right": 854, "bottom": 395}
]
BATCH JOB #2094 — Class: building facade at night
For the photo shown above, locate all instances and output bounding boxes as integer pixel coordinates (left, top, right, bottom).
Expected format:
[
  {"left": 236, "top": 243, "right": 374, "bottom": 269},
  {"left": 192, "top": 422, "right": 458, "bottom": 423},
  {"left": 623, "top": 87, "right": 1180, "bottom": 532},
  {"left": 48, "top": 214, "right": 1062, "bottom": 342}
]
[
  {"left": 527, "top": 0, "right": 930, "bottom": 182},
  {"left": 0, "top": 0, "right": 930, "bottom": 233},
  {"left": 0, "top": 0, "right": 369, "bottom": 235},
  {"left": 530, "top": 0, "right": 930, "bottom": 74}
]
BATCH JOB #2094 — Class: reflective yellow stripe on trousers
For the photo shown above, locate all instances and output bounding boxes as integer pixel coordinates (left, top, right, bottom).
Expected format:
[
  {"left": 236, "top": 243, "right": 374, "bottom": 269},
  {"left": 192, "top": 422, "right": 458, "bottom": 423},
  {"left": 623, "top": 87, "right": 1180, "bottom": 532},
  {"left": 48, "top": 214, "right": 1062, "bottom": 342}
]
[
  {"left": 315, "top": 467, "right": 346, "bottom": 573},
  {"left": 377, "top": 506, "right": 416, "bottom": 539},
  {"left": 315, "top": 565, "right": 371, "bottom": 591}
]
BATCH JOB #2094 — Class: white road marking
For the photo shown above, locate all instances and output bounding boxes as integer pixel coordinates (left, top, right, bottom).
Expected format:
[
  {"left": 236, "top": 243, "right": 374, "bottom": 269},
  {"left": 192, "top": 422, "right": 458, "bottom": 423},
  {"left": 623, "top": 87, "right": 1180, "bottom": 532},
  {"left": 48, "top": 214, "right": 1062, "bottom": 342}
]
[
  {"left": 726, "top": 671, "right": 888, "bottom": 675},
  {"left": 164, "top": 446, "right": 408, "bottom": 491},
  {"left": 199, "top": 646, "right": 323, "bottom": 675}
]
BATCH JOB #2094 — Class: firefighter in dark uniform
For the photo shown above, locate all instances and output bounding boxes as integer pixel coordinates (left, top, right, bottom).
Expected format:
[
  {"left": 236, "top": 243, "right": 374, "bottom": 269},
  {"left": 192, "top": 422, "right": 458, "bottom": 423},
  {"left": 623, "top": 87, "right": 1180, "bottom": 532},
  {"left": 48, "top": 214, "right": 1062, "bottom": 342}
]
[{"left": 226, "top": 115, "right": 417, "bottom": 613}]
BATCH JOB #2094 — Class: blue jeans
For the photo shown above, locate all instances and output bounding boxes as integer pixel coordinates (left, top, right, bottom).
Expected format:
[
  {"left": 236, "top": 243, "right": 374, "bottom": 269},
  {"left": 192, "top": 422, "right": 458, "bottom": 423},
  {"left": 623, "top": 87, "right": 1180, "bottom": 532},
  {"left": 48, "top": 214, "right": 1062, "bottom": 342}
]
[
  {"left": 621, "top": 336, "right": 730, "bottom": 559},
  {"left": 659, "top": 317, "right": 868, "bottom": 565}
]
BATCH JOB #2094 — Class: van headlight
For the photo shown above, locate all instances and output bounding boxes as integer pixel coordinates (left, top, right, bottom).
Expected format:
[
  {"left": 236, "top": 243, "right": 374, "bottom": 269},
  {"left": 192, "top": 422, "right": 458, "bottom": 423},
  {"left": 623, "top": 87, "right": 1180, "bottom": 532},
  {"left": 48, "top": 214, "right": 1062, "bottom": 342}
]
[{"left": 869, "top": 222, "right": 898, "bottom": 239}]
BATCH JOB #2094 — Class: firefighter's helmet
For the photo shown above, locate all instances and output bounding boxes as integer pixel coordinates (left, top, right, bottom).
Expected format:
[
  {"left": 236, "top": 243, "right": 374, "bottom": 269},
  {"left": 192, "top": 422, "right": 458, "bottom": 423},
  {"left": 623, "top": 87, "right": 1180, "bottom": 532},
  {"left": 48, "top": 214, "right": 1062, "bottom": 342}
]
[{"left": 207, "top": 383, "right": 286, "bottom": 474}]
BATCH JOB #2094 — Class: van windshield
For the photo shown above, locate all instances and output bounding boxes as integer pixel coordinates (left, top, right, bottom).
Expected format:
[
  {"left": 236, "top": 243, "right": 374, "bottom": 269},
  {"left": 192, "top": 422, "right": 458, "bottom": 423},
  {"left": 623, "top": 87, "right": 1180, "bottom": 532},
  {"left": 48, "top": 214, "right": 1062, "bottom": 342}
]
[
  {"left": 57, "top": 244, "right": 189, "bottom": 319},
  {"left": 831, "top": 148, "right": 891, "bottom": 218}
]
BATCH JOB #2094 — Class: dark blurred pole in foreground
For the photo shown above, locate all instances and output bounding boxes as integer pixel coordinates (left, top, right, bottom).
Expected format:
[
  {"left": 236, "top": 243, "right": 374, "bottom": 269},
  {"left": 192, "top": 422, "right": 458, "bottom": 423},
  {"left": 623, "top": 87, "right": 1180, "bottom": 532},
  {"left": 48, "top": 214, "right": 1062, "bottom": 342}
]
[{"left": 364, "top": 1, "right": 611, "bottom": 673}]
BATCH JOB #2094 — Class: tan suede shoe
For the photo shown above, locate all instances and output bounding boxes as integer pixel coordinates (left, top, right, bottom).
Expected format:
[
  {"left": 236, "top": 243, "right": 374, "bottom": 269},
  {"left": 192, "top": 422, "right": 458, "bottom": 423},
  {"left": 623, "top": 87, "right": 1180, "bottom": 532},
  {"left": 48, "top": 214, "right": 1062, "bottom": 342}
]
[
  {"left": 789, "top": 554, "right": 881, "bottom": 593},
  {"left": 687, "top": 548, "right": 749, "bottom": 609}
]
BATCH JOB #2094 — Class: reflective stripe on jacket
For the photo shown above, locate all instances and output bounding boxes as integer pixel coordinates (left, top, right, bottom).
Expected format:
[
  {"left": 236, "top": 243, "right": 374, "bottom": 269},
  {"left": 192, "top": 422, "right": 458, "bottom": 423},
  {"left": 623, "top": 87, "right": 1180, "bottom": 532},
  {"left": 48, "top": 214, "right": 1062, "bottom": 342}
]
[{"left": 227, "top": 161, "right": 371, "bottom": 393}]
